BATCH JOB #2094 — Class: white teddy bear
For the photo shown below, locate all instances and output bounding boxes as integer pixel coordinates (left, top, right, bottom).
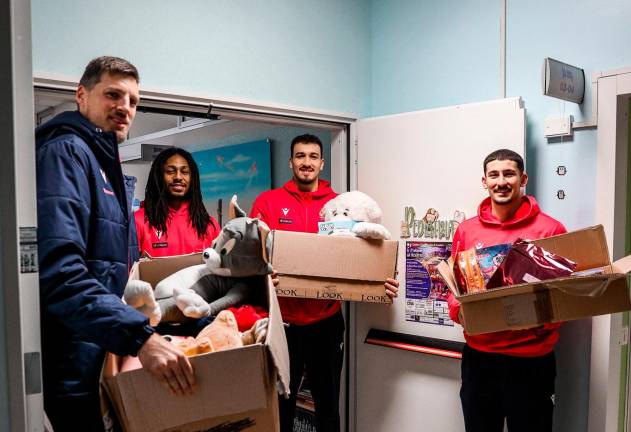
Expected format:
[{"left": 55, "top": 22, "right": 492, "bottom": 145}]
[{"left": 320, "top": 191, "right": 391, "bottom": 240}]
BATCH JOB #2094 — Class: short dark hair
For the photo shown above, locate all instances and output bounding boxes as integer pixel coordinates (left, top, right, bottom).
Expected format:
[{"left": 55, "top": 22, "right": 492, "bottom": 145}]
[
  {"left": 483, "top": 149, "right": 524, "bottom": 174},
  {"left": 143, "top": 147, "right": 215, "bottom": 240},
  {"left": 290, "top": 134, "right": 323, "bottom": 157},
  {"left": 79, "top": 56, "right": 139, "bottom": 89}
]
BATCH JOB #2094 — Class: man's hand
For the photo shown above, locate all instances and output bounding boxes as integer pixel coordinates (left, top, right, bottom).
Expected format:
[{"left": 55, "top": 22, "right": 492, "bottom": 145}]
[
  {"left": 138, "top": 333, "right": 196, "bottom": 396},
  {"left": 271, "top": 270, "right": 280, "bottom": 287},
  {"left": 385, "top": 278, "right": 399, "bottom": 300}
]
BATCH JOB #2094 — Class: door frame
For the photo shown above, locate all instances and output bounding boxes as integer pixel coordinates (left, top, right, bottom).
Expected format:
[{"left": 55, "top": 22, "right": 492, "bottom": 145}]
[
  {"left": 32, "top": 76, "right": 357, "bottom": 430},
  {"left": 592, "top": 66, "right": 631, "bottom": 432},
  {"left": 1, "top": 0, "right": 42, "bottom": 431}
]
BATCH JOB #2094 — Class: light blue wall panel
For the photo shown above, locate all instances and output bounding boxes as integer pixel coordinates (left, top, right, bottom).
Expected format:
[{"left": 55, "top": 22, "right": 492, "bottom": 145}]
[
  {"left": 504, "top": 6, "right": 631, "bottom": 427},
  {"left": 31, "top": 0, "right": 372, "bottom": 115},
  {"left": 371, "top": 0, "right": 500, "bottom": 115},
  {"left": 507, "top": 0, "right": 631, "bottom": 231}
]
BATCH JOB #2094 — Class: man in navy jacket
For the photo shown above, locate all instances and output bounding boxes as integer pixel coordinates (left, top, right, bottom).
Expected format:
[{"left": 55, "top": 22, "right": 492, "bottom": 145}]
[{"left": 36, "top": 56, "right": 195, "bottom": 431}]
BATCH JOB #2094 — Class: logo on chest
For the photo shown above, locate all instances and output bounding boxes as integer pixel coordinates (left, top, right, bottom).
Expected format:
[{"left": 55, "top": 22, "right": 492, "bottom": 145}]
[
  {"left": 151, "top": 229, "right": 167, "bottom": 248},
  {"left": 279, "top": 207, "right": 293, "bottom": 224}
]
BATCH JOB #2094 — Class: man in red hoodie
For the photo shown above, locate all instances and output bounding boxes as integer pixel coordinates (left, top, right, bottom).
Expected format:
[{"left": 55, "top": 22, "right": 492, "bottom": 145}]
[
  {"left": 135, "top": 147, "right": 220, "bottom": 257},
  {"left": 251, "top": 134, "right": 398, "bottom": 432},
  {"left": 448, "top": 149, "right": 566, "bottom": 432}
]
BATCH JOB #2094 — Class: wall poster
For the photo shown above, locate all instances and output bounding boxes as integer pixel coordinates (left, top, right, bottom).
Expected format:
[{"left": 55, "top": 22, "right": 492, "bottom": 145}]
[
  {"left": 405, "top": 241, "right": 453, "bottom": 326},
  {"left": 192, "top": 139, "right": 271, "bottom": 225}
]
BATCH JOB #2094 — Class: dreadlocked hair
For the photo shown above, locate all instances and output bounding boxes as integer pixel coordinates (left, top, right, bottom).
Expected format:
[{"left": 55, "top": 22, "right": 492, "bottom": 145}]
[{"left": 143, "top": 147, "right": 214, "bottom": 240}]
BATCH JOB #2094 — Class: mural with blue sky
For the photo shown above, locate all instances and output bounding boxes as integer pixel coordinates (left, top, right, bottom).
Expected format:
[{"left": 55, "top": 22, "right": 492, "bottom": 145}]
[{"left": 192, "top": 139, "right": 271, "bottom": 225}]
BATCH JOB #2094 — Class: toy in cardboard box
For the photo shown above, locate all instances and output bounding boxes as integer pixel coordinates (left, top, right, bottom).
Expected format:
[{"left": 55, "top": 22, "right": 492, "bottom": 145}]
[
  {"left": 103, "top": 196, "right": 290, "bottom": 431},
  {"left": 318, "top": 191, "right": 391, "bottom": 239},
  {"left": 103, "top": 264, "right": 290, "bottom": 432},
  {"left": 438, "top": 226, "right": 631, "bottom": 335},
  {"left": 454, "top": 244, "right": 510, "bottom": 293},
  {"left": 273, "top": 191, "right": 398, "bottom": 303},
  {"left": 119, "top": 310, "right": 270, "bottom": 373},
  {"left": 453, "top": 240, "right": 576, "bottom": 294},
  {"left": 124, "top": 195, "right": 273, "bottom": 325},
  {"left": 486, "top": 240, "right": 576, "bottom": 288}
]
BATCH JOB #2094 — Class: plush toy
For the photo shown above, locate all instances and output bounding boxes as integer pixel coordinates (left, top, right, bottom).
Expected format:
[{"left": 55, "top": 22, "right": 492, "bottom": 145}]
[
  {"left": 320, "top": 191, "right": 391, "bottom": 240},
  {"left": 124, "top": 279, "right": 162, "bottom": 326},
  {"left": 227, "top": 305, "right": 269, "bottom": 332},
  {"left": 169, "top": 311, "right": 269, "bottom": 356},
  {"left": 119, "top": 312, "right": 270, "bottom": 372},
  {"left": 174, "top": 309, "right": 245, "bottom": 356},
  {"left": 124, "top": 195, "right": 273, "bottom": 325}
]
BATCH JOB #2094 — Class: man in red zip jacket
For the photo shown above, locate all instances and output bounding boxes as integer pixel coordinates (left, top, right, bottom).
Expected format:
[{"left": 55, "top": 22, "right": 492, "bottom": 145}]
[
  {"left": 447, "top": 149, "right": 566, "bottom": 432},
  {"left": 251, "top": 134, "right": 398, "bottom": 432}
]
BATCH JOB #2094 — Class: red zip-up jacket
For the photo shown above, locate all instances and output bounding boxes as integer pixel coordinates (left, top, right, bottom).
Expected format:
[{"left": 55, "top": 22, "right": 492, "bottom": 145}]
[
  {"left": 135, "top": 201, "right": 220, "bottom": 257},
  {"left": 447, "top": 195, "right": 566, "bottom": 357},
  {"left": 250, "top": 179, "right": 340, "bottom": 325}
]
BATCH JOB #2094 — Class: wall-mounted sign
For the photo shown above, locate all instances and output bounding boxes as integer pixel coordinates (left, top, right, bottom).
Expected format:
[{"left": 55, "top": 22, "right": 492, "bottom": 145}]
[
  {"left": 542, "top": 57, "right": 585, "bottom": 104},
  {"left": 400, "top": 207, "right": 465, "bottom": 241}
]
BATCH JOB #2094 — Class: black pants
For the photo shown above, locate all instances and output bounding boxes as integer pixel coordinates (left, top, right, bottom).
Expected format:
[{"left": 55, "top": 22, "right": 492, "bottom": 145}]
[
  {"left": 460, "top": 344, "right": 556, "bottom": 432},
  {"left": 45, "top": 393, "right": 105, "bottom": 432},
  {"left": 280, "top": 311, "right": 345, "bottom": 432}
]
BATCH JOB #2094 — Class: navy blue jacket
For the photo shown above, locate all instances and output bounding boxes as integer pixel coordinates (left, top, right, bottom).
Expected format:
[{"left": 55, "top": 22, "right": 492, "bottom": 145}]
[{"left": 36, "top": 111, "right": 153, "bottom": 401}]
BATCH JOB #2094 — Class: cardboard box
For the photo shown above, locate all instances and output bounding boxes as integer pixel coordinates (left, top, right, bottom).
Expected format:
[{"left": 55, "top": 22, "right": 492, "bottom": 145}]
[
  {"left": 270, "top": 230, "right": 399, "bottom": 303},
  {"left": 101, "top": 253, "right": 289, "bottom": 432},
  {"left": 437, "top": 225, "right": 631, "bottom": 335}
]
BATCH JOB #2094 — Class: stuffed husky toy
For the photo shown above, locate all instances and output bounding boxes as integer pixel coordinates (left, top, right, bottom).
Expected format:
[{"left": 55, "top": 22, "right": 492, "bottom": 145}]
[
  {"left": 124, "top": 195, "right": 273, "bottom": 325},
  {"left": 320, "top": 191, "right": 391, "bottom": 240}
]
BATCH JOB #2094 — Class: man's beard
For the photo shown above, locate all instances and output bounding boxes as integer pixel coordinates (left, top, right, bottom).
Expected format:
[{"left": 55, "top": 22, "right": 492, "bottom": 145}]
[
  {"left": 295, "top": 175, "right": 316, "bottom": 185},
  {"left": 295, "top": 168, "right": 317, "bottom": 185},
  {"left": 491, "top": 188, "right": 516, "bottom": 205}
]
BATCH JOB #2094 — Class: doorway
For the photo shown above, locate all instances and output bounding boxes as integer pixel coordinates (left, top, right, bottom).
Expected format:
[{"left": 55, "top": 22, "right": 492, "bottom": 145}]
[{"left": 33, "top": 81, "right": 355, "bottom": 432}]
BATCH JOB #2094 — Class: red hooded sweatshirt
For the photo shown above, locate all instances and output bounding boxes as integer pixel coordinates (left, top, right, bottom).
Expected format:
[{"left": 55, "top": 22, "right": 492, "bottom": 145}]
[
  {"left": 250, "top": 179, "right": 340, "bottom": 325},
  {"left": 447, "top": 195, "right": 566, "bottom": 357},
  {"left": 135, "top": 201, "right": 220, "bottom": 257}
]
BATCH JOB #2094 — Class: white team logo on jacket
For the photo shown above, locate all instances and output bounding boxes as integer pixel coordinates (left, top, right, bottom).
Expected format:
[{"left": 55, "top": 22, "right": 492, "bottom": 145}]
[
  {"left": 282, "top": 208, "right": 290, "bottom": 216},
  {"left": 155, "top": 229, "right": 163, "bottom": 240}
]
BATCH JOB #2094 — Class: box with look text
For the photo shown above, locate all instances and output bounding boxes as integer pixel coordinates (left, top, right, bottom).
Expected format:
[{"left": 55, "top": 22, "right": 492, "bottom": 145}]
[
  {"left": 270, "top": 230, "right": 399, "bottom": 304},
  {"left": 437, "top": 225, "right": 631, "bottom": 335},
  {"left": 100, "top": 253, "right": 289, "bottom": 432}
]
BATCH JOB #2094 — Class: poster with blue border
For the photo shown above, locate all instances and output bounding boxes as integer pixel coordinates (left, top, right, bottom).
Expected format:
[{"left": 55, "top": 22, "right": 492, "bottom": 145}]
[
  {"left": 193, "top": 139, "right": 271, "bottom": 224},
  {"left": 405, "top": 241, "right": 453, "bottom": 326}
]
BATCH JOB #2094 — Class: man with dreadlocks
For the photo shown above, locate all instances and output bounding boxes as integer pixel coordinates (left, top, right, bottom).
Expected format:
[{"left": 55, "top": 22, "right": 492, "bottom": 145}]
[{"left": 135, "top": 147, "right": 220, "bottom": 257}]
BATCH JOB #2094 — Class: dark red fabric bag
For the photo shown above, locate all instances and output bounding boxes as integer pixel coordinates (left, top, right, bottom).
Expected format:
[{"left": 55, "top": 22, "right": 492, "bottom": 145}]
[{"left": 486, "top": 239, "right": 576, "bottom": 289}]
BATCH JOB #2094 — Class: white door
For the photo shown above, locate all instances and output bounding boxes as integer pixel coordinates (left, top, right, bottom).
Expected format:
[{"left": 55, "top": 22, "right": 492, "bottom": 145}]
[{"left": 350, "top": 98, "right": 525, "bottom": 432}]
